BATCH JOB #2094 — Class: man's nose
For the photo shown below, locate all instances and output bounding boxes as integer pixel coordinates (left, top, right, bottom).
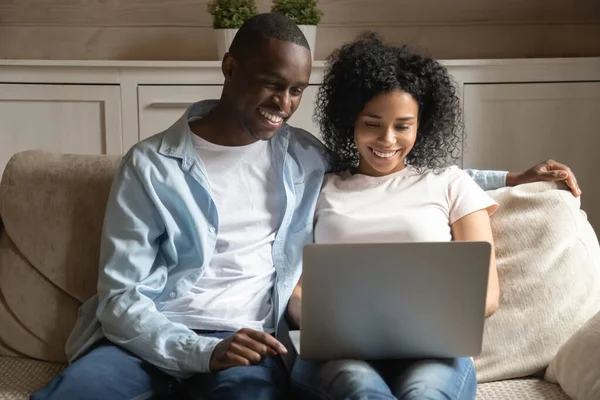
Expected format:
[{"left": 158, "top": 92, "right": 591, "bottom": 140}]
[{"left": 273, "top": 91, "right": 291, "bottom": 112}]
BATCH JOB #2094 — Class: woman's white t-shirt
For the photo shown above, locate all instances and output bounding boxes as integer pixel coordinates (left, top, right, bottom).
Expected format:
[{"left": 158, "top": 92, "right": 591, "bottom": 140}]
[{"left": 314, "top": 166, "right": 498, "bottom": 244}]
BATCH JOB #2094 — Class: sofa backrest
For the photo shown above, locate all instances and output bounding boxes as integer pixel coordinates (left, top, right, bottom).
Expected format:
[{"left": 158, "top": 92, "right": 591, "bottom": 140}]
[{"left": 0, "top": 150, "right": 121, "bottom": 362}]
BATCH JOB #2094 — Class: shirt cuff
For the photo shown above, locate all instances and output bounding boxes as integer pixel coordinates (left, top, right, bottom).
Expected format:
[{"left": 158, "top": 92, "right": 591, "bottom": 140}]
[{"left": 465, "top": 169, "right": 508, "bottom": 191}]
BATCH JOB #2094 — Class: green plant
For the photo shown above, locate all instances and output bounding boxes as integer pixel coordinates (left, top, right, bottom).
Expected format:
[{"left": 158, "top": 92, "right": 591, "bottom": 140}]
[
  {"left": 207, "top": 0, "right": 257, "bottom": 29},
  {"left": 271, "top": 0, "right": 323, "bottom": 25}
]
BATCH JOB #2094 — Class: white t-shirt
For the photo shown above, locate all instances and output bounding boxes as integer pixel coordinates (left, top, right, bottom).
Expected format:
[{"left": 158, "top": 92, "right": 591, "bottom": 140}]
[
  {"left": 162, "top": 133, "right": 281, "bottom": 333},
  {"left": 314, "top": 166, "right": 498, "bottom": 244}
]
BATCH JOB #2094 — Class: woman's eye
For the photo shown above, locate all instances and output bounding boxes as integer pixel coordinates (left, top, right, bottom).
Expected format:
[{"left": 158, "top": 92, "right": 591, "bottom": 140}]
[
  {"left": 396, "top": 126, "right": 409, "bottom": 131},
  {"left": 365, "top": 122, "right": 379, "bottom": 127}
]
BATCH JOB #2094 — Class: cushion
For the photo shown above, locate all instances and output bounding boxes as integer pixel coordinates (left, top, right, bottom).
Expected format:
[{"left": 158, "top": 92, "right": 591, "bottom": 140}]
[
  {"left": 0, "top": 151, "right": 121, "bottom": 362},
  {"left": 545, "top": 310, "right": 600, "bottom": 400},
  {"left": 474, "top": 181, "right": 600, "bottom": 382},
  {"left": 477, "top": 378, "right": 569, "bottom": 400},
  {"left": 0, "top": 356, "right": 65, "bottom": 400}
]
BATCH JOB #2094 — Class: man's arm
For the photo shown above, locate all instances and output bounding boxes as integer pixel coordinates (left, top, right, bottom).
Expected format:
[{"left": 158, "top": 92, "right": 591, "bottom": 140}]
[
  {"left": 465, "top": 159, "right": 581, "bottom": 197},
  {"left": 95, "top": 153, "right": 221, "bottom": 378},
  {"left": 464, "top": 169, "right": 507, "bottom": 191}
]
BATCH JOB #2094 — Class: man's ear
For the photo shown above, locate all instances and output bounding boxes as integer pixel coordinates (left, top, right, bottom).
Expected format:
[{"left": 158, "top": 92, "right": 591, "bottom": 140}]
[{"left": 222, "top": 53, "right": 236, "bottom": 82}]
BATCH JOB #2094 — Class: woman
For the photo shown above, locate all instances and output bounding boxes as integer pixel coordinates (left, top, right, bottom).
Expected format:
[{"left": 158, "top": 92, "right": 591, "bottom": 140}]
[{"left": 288, "top": 33, "right": 499, "bottom": 400}]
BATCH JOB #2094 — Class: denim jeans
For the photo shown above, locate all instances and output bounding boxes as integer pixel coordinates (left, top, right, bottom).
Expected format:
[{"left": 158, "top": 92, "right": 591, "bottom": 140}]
[
  {"left": 31, "top": 332, "right": 290, "bottom": 400},
  {"left": 291, "top": 356, "right": 477, "bottom": 400}
]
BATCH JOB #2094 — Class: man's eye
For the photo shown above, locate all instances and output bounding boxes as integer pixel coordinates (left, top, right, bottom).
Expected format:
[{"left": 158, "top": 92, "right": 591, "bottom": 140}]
[
  {"left": 264, "top": 80, "right": 278, "bottom": 87},
  {"left": 291, "top": 88, "right": 304, "bottom": 96}
]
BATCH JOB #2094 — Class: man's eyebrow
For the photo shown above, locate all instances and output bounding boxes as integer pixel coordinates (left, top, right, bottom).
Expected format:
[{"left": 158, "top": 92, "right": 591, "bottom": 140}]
[{"left": 262, "top": 72, "right": 309, "bottom": 87}]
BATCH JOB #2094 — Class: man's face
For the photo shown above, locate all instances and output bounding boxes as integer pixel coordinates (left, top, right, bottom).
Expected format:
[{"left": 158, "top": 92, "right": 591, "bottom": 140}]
[{"left": 225, "top": 37, "right": 312, "bottom": 141}]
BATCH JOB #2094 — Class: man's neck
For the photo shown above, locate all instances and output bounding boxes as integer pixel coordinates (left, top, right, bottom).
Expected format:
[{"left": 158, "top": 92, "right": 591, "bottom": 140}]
[{"left": 189, "top": 102, "right": 257, "bottom": 147}]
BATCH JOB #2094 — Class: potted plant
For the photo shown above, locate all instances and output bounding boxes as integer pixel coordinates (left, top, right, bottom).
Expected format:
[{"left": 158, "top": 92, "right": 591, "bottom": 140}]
[
  {"left": 207, "top": 0, "right": 257, "bottom": 60},
  {"left": 271, "top": 0, "right": 323, "bottom": 60}
]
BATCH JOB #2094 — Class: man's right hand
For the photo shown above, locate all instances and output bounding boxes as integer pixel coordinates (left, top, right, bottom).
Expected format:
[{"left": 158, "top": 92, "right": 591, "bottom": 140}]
[{"left": 209, "top": 328, "right": 288, "bottom": 371}]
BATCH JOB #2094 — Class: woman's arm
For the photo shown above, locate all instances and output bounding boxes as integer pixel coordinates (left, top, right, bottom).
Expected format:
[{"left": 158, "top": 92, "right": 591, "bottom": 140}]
[
  {"left": 451, "top": 209, "right": 500, "bottom": 317},
  {"left": 286, "top": 277, "right": 303, "bottom": 329}
]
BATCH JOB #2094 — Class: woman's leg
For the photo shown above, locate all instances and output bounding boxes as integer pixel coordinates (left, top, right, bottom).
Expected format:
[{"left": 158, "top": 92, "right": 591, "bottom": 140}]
[
  {"left": 291, "top": 357, "right": 395, "bottom": 400},
  {"left": 386, "top": 357, "right": 476, "bottom": 400}
]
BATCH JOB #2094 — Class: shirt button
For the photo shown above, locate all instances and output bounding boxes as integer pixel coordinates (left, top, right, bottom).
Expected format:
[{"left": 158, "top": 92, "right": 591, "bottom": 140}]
[
  {"left": 209, "top": 226, "right": 216, "bottom": 233},
  {"left": 169, "top": 292, "right": 176, "bottom": 299}
]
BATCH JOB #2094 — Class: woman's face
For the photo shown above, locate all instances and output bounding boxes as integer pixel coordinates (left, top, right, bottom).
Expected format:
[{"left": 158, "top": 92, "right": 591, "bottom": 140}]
[{"left": 354, "top": 90, "right": 419, "bottom": 177}]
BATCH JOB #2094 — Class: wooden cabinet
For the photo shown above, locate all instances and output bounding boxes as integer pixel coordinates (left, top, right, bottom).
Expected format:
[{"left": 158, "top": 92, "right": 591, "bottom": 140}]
[
  {"left": 137, "top": 84, "right": 321, "bottom": 141},
  {"left": 137, "top": 85, "right": 223, "bottom": 141},
  {"left": 462, "top": 81, "right": 600, "bottom": 230},
  {"left": 0, "top": 83, "right": 121, "bottom": 177},
  {"left": 1, "top": 59, "right": 600, "bottom": 231}
]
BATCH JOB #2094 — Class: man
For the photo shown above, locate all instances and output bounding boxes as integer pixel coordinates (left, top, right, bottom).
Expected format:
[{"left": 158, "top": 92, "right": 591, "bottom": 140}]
[{"left": 32, "top": 13, "right": 580, "bottom": 400}]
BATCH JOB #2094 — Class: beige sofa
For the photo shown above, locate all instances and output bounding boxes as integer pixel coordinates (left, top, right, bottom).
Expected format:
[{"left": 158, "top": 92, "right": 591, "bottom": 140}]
[{"left": 0, "top": 150, "right": 591, "bottom": 399}]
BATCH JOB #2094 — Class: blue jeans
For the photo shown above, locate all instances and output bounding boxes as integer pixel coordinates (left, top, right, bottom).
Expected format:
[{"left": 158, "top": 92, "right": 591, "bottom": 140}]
[
  {"left": 291, "top": 357, "right": 476, "bottom": 400},
  {"left": 31, "top": 332, "right": 290, "bottom": 400}
]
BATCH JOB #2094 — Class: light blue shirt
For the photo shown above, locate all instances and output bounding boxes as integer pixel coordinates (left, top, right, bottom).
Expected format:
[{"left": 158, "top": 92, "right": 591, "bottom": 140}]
[{"left": 65, "top": 100, "right": 507, "bottom": 378}]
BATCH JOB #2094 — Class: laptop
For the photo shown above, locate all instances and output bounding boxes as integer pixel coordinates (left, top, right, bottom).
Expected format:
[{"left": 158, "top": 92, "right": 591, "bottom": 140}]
[{"left": 290, "top": 241, "right": 491, "bottom": 361}]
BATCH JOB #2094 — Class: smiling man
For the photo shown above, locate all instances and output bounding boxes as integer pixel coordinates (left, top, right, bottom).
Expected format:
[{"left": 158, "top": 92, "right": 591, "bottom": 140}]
[
  {"left": 31, "top": 13, "right": 324, "bottom": 400},
  {"left": 31, "top": 13, "right": 581, "bottom": 400}
]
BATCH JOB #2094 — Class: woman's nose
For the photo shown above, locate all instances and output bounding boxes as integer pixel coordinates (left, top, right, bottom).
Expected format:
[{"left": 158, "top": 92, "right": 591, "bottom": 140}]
[{"left": 377, "top": 127, "right": 396, "bottom": 145}]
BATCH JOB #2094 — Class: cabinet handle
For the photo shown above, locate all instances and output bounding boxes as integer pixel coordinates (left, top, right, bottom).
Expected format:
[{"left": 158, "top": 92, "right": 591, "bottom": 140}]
[{"left": 147, "top": 102, "right": 193, "bottom": 109}]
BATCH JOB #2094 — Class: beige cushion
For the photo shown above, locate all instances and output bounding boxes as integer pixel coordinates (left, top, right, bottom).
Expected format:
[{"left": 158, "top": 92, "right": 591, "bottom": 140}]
[
  {"left": 474, "top": 182, "right": 600, "bottom": 383},
  {"left": 0, "top": 151, "right": 121, "bottom": 362},
  {"left": 477, "top": 378, "right": 569, "bottom": 400},
  {"left": 545, "top": 310, "right": 600, "bottom": 400},
  {"left": 0, "top": 356, "right": 65, "bottom": 400},
  {"left": 0, "top": 356, "right": 568, "bottom": 400}
]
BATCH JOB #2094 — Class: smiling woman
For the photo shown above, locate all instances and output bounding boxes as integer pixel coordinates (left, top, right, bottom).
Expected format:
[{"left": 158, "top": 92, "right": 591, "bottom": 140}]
[
  {"left": 316, "top": 31, "right": 462, "bottom": 173},
  {"left": 352, "top": 90, "right": 419, "bottom": 177},
  {"left": 290, "top": 32, "right": 499, "bottom": 400}
]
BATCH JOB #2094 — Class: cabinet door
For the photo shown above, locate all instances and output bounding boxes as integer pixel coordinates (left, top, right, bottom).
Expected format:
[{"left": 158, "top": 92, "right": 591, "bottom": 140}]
[
  {"left": 138, "top": 85, "right": 321, "bottom": 141},
  {"left": 463, "top": 82, "right": 600, "bottom": 230},
  {"left": 0, "top": 84, "right": 122, "bottom": 177},
  {"left": 138, "top": 85, "right": 223, "bottom": 141}
]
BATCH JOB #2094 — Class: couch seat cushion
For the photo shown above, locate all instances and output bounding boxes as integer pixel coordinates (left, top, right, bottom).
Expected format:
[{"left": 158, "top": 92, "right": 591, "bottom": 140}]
[
  {"left": 477, "top": 378, "right": 569, "bottom": 399},
  {"left": 0, "top": 356, "right": 64, "bottom": 400}
]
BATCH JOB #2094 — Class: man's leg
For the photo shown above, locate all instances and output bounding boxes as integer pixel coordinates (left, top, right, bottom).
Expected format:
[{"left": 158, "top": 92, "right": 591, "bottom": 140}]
[
  {"left": 180, "top": 332, "right": 290, "bottom": 400},
  {"left": 290, "top": 357, "right": 395, "bottom": 400},
  {"left": 31, "top": 339, "right": 174, "bottom": 400},
  {"left": 386, "top": 357, "right": 477, "bottom": 400}
]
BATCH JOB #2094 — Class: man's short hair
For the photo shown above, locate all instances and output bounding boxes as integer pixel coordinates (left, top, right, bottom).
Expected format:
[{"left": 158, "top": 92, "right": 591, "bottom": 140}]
[{"left": 229, "top": 13, "right": 310, "bottom": 60}]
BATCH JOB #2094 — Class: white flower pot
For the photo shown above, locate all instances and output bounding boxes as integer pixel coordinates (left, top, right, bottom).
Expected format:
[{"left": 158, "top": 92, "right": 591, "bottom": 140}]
[
  {"left": 215, "top": 28, "right": 238, "bottom": 61},
  {"left": 298, "top": 25, "right": 317, "bottom": 60}
]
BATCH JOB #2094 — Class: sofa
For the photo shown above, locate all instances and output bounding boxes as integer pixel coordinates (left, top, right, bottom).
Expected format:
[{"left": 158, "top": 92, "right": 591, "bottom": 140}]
[{"left": 1, "top": 150, "right": 599, "bottom": 399}]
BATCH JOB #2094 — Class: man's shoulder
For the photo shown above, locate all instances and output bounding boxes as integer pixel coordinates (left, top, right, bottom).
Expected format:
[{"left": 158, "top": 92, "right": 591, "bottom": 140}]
[
  {"left": 119, "top": 132, "right": 176, "bottom": 179},
  {"left": 286, "top": 126, "right": 331, "bottom": 169},
  {"left": 287, "top": 126, "right": 324, "bottom": 150}
]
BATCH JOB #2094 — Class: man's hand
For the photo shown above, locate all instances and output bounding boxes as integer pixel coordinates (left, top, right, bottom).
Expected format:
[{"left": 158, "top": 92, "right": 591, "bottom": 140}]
[
  {"left": 209, "top": 328, "right": 287, "bottom": 371},
  {"left": 506, "top": 159, "right": 581, "bottom": 197}
]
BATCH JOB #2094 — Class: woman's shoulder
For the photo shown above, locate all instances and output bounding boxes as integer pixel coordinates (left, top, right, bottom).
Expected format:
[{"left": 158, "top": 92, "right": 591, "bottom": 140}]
[{"left": 418, "top": 165, "right": 465, "bottom": 181}]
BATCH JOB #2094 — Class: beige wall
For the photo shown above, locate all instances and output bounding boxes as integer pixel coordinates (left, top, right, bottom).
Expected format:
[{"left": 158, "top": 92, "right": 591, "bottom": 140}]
[{"left": 1, "top": 0, "right": 599, "bottom": 61}]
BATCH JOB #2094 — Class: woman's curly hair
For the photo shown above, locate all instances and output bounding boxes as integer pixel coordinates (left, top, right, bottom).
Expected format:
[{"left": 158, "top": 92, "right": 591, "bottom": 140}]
[{"left": 316, "top": 32, "right": 462, "bottom": 172}]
